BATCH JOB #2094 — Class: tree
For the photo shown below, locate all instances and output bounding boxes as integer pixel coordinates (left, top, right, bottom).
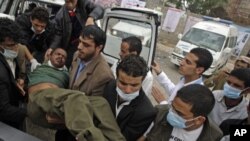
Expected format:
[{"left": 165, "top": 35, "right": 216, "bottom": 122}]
[{"left": 172, "top": 0, "right": 228, "bottom": 16}]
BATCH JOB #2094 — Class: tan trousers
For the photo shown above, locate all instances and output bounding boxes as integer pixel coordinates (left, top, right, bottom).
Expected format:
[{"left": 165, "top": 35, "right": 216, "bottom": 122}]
[{"left": 27, "top": 88, "right": 125, "bottom": 141}]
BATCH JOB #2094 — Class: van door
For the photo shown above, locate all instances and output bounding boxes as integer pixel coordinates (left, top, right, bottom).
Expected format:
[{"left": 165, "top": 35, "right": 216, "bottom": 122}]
[{"left": 102, "top": 7, "right": 160, "bottom": 68}]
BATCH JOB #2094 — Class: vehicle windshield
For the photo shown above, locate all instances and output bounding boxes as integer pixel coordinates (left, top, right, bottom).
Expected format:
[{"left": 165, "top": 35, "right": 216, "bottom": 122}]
[{"left": 182, "top": 28, "right": 225, "bottom": 52}]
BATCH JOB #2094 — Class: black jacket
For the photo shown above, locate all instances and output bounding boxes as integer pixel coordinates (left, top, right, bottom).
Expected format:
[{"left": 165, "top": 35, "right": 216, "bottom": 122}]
[
  {"left": 15, "top": 12, "right": 55, "bottom": 63},
  {"left": 103, "top": 80, "right": 156, "bottom": 141},
  {"left": 0, "top": 54, "right": 27, "bottom": 128},
  {"left": 50, "top": 0, "right": 104, "bottom": 50}
]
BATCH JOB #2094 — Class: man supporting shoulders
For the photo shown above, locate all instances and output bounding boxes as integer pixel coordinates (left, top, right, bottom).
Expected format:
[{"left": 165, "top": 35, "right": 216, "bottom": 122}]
[{"left": 69, "top": 24, "right": 114, "bottom": 96}]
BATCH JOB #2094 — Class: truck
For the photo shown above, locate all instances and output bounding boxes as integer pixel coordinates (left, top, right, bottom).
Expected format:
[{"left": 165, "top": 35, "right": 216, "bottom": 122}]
[{"left": 170, "top": 16, "right": 238, "bottom": 76}]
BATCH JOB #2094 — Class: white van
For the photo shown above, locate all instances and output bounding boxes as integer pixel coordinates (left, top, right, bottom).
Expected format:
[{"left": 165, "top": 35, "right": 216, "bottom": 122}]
[{"left": 170, "top": 17, "right": 238, "bottom": 76}]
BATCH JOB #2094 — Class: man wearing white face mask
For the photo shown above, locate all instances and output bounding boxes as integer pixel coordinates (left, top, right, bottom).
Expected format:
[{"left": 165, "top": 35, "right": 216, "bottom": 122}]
[
  {"left": 145, "top": 84, "right": 223, "bottom": 141},
  {"left": 0, "top": 18, "right": 27, "bottom": 129},
  {"left": 103, "top": 55, "right": 157, "bottom": 141},
  {"left": 16, "top": 7, "right": 55, "bottom": 65},
  {"left": 209, "top": 68, "right": 250, "bottom": 126}
]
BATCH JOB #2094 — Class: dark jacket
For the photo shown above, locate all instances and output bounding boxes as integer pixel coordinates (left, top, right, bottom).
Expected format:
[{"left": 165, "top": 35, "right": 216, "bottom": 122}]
[
  {"left": 146, "top": 105, "right": 223, "bottom": 141},
  {"left": 0, "top": 54, "right": 27, "bottom": 128},
  {"left": 15, "top": 12, "right": 55, "bottom": 63},
  {"left": 103, "top": 80, "right": 157, "bottom": 141},
  {"left": 50, "top": 0, "right": 104, "bottom": 50}
]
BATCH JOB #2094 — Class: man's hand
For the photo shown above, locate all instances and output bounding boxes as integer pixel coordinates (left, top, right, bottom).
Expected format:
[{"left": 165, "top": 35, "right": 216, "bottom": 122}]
[
  {"left": 44, "top": 48, "right": 53, "bottom": 61},
  {"left": 151, "top": 61, "right": 162, "bottom": 75},
  {"left": 152, "top": 86, "right": 166, "bottom": 104},
  {"left": 85, "top": 17, "right": 95, "bottom": 26},
  {"left": 30, "top": 59, "right": 41, "bottom": 72},
  {"left": 46, "top": 114, "right": 64, "bottom": 124},
  {"left": 16, "top": 79, "right": 25, "bottom": 96}
]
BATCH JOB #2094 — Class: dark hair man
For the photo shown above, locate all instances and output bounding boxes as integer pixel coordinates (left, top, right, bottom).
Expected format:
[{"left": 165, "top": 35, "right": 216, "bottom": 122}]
[
  {"left": 152, "top": 47, "right": 213, "bottom": 104},
  {"left": 104, "top": 54, "right": 156, "bottom": 141},
  {"left": 146, "top": 84, "right": 223, "bottom": 141}
]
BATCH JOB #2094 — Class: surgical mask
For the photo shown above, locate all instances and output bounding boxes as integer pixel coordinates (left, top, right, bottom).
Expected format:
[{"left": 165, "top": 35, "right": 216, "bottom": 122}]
[
  {"left": 1, "top": 47, "right": 18, "bottom": 59},
  {"left": 31, "top": 26, "right": 45, "bottom": 34},
  {"left": 116, "top": 86, "right": 139, "bottom": 101},
  {"left": 166, "top": 108, "right": 194, "bottom": 129},
  {"left": 223, "top": 82, "right": 242, "bottom": 99}
]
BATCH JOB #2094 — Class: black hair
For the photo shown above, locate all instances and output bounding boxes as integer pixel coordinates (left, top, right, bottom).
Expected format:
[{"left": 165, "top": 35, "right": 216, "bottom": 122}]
[
  {"left": 0, "top": 18, "right": 20, "bottom": 43},
  {"left": 122, "top": 36, "right": 142, "bottom": 55},
  {"left": 51, "top": 48, "right": 67, "bottom": 56},
  {"left": 31, "top": 7, "right": 49, "bottom": 24},
  {"left": 176, "top": 84, "right": 215, "bottom": 117},
  {"left": 230, "top": 68, "right": 250, "bottom": 88},
  {"left": 116, "top": 54, "right": 148, "bottom": 79},
  {"left": 190, "top": 48, "right": 213, "bottom": 72},
  {"left": 81, "top": 25, "right": 106, "bottom": 51}
]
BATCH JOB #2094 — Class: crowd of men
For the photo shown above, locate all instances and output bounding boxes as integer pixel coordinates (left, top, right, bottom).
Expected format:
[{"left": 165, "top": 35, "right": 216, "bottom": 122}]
[{"left": 0, "top": 0, "right": 250, "bottom": 141}]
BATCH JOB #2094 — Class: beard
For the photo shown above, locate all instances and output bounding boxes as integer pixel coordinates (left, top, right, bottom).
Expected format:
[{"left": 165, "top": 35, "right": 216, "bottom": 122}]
[{"left": 78, "top": 51, "right": 96, "bottom": 62}]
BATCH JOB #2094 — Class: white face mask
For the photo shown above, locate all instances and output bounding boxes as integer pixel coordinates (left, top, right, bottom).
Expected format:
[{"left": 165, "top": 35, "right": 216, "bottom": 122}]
[
  {"left": 31, "top": 26, "right": 45, "bottom": 34},
  {"left": 1, "top": 47, "right": 18, "bottom": 59},
  {"left": 116, "top": 86, "right": 139, "bottom": 102}
]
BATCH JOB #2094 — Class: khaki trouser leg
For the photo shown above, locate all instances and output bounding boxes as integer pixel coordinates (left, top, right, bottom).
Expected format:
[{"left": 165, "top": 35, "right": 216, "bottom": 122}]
[{"left": 28, "top": 88, "right": 106, "bottom": 141}]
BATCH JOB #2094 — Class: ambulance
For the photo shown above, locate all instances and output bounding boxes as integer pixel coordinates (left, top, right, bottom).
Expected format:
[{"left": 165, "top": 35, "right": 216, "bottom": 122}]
[{"left": 170, "top": 16, "right": 238, "bottom": 76}]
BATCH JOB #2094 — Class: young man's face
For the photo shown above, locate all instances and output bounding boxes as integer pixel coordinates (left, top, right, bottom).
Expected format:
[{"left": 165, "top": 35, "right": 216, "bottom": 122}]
[
  {"left": 179, "top": 52, "right": 203, "bottom": 76},
  {"left": 119, "top": 42, "right": 137, "bottom": 60},
  {"left": 119, "top": 42, "right": 130, "bottom": 60},
  {"left": 171, "top": 97, "right": 198, "bottom": 129},
  {"left": 234, "top": 60, "right": 249, "bottom": 70},
  {"left": 226, "top": 75, "right": 245, "bottom": 90},
  {"left": 77, "top": 36, "right": 101, "bottom": 62},
  {"left": 0, "top": 37, "right": 19, "bottom": 53},
  {"left": 116, "top": 70, "right": 143, "bottom": 94},
  {"left": 65, "top": 0, "right": 78, "bottom": 10},
  {"left": 30, "top": 19, "right": 47, "bottom": 34},
  {"left": 50, "top": 48, "right": 67, "bottom": 68}
]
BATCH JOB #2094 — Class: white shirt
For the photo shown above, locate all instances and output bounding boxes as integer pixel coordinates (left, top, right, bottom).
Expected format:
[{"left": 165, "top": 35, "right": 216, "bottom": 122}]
[
  {"left": 6, "top": 58, "right": 16, "bottom": 78},
  {"left": 209, "top": 90, "right": 249, "bottom": 126},
  {"left": 169, "top": 125, "right": 203, "bottom": 141},
  {"left": 111, "top": 61, "right": 154, "bottom": 96},
  {"left": 156, "top": 71, "right": 203, "bottom": 104}
]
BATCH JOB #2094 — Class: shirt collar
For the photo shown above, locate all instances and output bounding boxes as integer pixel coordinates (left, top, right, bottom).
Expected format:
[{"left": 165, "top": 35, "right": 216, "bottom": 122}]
[
  {"left": 217, "top": 91, "right": 247, "bottom": 112},
  {"left": 180, "top": 76, "right": 204, "bottom": 86},
  {"left": 48, "top": 60, "right": 67, "bottom": 71}
]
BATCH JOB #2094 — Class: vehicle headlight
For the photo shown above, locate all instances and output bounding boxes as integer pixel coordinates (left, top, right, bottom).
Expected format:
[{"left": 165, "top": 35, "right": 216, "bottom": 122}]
[
  {"left": 173, "top": 47, "right": 183, "bottom": 55},
  {"left": 112, "top": 30, "right": 117, "bottom": 36}
]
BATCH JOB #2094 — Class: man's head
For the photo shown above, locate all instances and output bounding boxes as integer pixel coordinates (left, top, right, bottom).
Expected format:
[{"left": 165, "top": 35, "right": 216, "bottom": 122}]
[
  {"left": 168, "top": 84, "right": 215, "bottom": 130},
  {"left": 179, "top": 48, "right": 213, "bottom": 76},
  {"left": 49, "top": 48, "right": 67, "bottom": 68},
  {"left": 65, "top": 0, "right": 78, "bottom": 10},
  {"left": 234, "top": 56, "right": 250, "bottom": 70},
  {"left": 77, "top": 25, "right": 106, "bottom": 62},
  {"left": 30, "top": 7, "right": 49, "bottom": 34},
  {"left": 119, "top": 36, "right": 142, "bottom": 60},
  {"left": 223, "top": 68, "right": 250, "bottom": 99},
  {"left": 0, "top": 18, "right": 21, "bottom": 59},
  {"left": 116, "top": 54, "right": 148, "bottom": 95}
]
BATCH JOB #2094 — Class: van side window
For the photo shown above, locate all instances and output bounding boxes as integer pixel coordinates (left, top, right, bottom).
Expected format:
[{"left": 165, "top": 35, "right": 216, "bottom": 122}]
[{"left": 228, "top": 37, "right": 237, "bottom": 48}]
